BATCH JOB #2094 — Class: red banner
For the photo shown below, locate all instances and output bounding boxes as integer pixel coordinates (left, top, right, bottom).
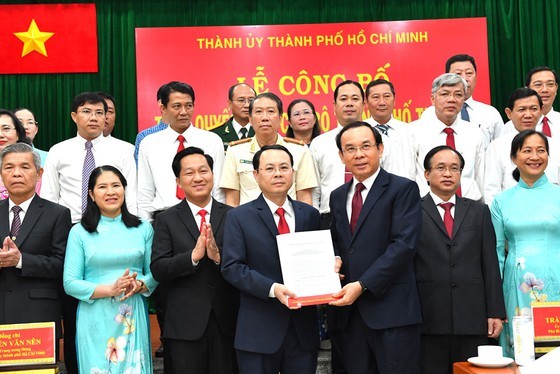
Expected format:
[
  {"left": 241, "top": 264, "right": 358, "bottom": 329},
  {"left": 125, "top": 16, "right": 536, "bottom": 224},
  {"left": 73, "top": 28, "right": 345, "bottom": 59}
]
[
  {"left": 0, "top": 3, "right": 98, "bottom": 74},
  {"left": 135, "top": 18, "right": 489, "bottom": 133}
]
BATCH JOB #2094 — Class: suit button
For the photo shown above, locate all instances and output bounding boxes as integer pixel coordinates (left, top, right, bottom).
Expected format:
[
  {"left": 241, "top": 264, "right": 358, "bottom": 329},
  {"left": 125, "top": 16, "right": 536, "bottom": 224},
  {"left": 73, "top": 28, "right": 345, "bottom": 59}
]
[
  {"left": 207, "top": 285, "right": 214, "bottom": 289},
  {"left": 349, "top": 248, "right": 354, "bottom": 254},
  {"left": 446, "top": 244, "right": 452, "bottom": 249},
  {"left": 452, "top": 284, "right": 457, "bottom": 289},
  {"left": 451, "top": 263, "right": 456, "bottom": 268}
]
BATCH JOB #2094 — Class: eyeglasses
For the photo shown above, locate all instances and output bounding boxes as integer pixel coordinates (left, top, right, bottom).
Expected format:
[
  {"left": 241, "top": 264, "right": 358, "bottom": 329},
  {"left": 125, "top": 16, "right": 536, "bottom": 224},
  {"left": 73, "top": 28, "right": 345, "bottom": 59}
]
[
  {"left": 0, "top": 126, "right": 16, "bottom": 134},
  {"left": 531, "top": 81, "right": 557, "bottom": 90},
  {"left": 343, "top": 143, "right": 376, "bottom": 155},
  {"left": 436, "top": 91, "right": 464, "bottom": 100},
  {"left": 78, "top": 108, "right": 106, "bottom": 118},
  {"left": 430, "top": 165, "right": 462, "bottom": 174},
  {"left": 235, "top": 98, "right": 254, "bottom": 105},
  {"left": 291, "top": 110, "right": 314, "bottom": 118},
  {"left": 259, "top": 165, "right": 292, "bottom": 175},
  {"left": 20, "top": 120, "right": 38, "bottom": 127}
]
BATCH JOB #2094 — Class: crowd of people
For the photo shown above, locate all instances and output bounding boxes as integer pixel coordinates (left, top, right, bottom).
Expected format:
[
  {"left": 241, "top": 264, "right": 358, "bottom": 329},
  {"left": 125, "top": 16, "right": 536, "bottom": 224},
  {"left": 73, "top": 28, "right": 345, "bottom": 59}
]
[{"left": 0, "top": 53, "right": 559, "bottom": 374}]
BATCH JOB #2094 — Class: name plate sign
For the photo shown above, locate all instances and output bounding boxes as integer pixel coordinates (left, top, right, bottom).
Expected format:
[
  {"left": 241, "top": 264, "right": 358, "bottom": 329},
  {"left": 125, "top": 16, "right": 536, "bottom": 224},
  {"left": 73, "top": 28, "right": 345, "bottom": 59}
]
[{"left": 0, "top": 323, "right": 55, "bottom": 366}]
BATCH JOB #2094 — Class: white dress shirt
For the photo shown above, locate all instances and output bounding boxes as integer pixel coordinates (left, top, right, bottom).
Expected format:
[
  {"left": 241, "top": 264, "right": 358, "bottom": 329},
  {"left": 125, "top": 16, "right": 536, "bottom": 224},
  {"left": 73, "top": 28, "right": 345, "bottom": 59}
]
[
  {"left": 185, "top": 199, "right": 213, "bottom": 266},
  {"left": 409, "top": 116, "right": 485, "bottom": 201},
  {"left": 41, "top": 134, "right": 137, "bottom": 223},
  {"left": 499, "top": 108, "right": 560, "bottom": 139},
  {"left": 8, "top": 195, "right": 35, "bottom": 269},
  {"left": 231, "top": 118, "right": 252, "bottom": 139},
  {"left": 364, "top": 116, "right": 415, "bottom": 180},
  {"left": 106, "top": 134, "right": 135, "bottom": 155},
  {"left": 137, "top": 125, "right": 225, "bottom": 221},
  {"left": 429, "top": 192, "right": 456, "bottom": 220},
  {"left": 484, "top": 132, "right": 560, "bottom": 205},
  {"left": 422, "top": 97, "right": 504, "bottom": 149},
  {"left": 309, "top": 126, "right": 344, "bottom": 214},
  {"left": 345, "top": 170, "right": 379, "bottom": 223}
]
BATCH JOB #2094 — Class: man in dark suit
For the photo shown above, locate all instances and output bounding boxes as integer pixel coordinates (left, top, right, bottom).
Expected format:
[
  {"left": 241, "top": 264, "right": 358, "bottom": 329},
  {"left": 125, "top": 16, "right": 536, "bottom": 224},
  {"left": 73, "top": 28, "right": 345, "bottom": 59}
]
[
  {"left": 328, "top": 121, "right": 423, "bottom": 374},
  {"left": 211, "top": 83, "right": 256, "bottom": 150},
  {"left": 0, "top": 143, "right": 72, "bottom": 358},
  {"left": 416, "top": 145, "right": 506, "bottom": 374},
  {"left": 150, "top": 146, "right": 239, "bottom": 374},
  {"left": 222, "top": 144, "right": 321, "bottom": 374}
]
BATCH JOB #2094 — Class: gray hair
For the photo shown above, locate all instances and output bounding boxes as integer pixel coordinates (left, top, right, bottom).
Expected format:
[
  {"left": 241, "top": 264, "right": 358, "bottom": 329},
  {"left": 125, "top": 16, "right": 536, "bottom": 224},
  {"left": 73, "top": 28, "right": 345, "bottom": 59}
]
[
  {"left": 0, "top": 143, "right": 42, "bottom": 171},
  {"left": 431, "top": 73, "right": 468, "bottom": 94}
]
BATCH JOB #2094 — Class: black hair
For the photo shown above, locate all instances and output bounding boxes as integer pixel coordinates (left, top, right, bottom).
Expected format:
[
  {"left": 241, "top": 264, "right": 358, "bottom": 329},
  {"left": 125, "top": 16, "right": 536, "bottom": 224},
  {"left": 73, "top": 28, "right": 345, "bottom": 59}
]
[
  {"left": 71, "top": 92, "right": 108, "bottom": 113},
  {"left": 365, "top": 79, "right": 395, "bottom": 97},
  {"left": 0, "top": 109, "right": 31, "bottom": 145},
  {"left": 525, "top": 66, "right": 559, "bottom": 86},
  {"left": 510, "top": 130, "right": 549, "bottom": 182},
  {"left": 335, "top": 121, "right": 382, "bottom": 151},
  {"left": 506, "top": 87, "right": 543, "bottom": 110},
  {"left": 96, "top": 92, "right": 116, "bottom": 106},
  {"left": 160, "top": 81, "right": 195, "bottom": 107},
  {"left": 334, "top": 80, "right": 365, "bottom": 101},
  {"left": 253, "top": 144, "right": 294, "bottom": 170},
  {"left": 249, "top": 92, "right": 283, "bottom": 116},
  {"left": 228, "top": 83, "right": 256, "bottom": 101},
  {"left": 81, "top": 166, "right": 141, "bottom": 233},
  {"left": 445, "top": 54, "right": 477, "bottom": 73},
  {"left": 172, "top": 146, "right": 214, "bottom": 178},
  {"left": 286, "top": 99, "right": 321, "bottom": 140},
  {"left": 423, "top": 145, "right": 465, "bottom": 171}
]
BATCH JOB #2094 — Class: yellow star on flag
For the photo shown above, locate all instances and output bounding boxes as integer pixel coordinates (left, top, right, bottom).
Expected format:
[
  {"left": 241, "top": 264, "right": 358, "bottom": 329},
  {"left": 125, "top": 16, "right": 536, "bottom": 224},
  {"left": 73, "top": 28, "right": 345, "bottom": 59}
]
[{"left": 14, "top": 19, "right": 54, "bottom": 57}]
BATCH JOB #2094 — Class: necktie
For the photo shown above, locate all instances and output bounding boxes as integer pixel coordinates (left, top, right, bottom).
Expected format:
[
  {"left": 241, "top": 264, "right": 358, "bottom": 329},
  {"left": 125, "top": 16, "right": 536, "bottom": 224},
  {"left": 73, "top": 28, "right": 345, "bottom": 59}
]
[
  {"left": 461, "top": 103, "right": 470, "bottom": 122},
  {"left": 344, "top": 166, "right": 353, "bottom": 183},
  {"left": 375, "top": 124, "right": 389, "bottom": 136},
  {"left": 350, "top": 183, "right": 365, "bottom": 234},
  {"left": 276, "top": 207, "right": 290, "bottom": 234},
  {"left": 240, "top": 127, "right": 248, "bottom": 139},
  {"left": 176, "top": 135, "right": 186, "bottom": 199},
  {"left": 10, "top": 206, "right": 22, "bottom": 239},
  {"left": 82, "top": 141, "right": 95, "bottom": 213},
  {"left": 198, "top": 209, "right": 207, "bottom": 233},
  {"left": 443, "top": 127, "right": 461, "bottom": 196},
  {"left": 542, "top": 116, "right": 551, "bottom": 137},
  {"left": 439, "top": 202, "right": 454, "bottom": 238}
]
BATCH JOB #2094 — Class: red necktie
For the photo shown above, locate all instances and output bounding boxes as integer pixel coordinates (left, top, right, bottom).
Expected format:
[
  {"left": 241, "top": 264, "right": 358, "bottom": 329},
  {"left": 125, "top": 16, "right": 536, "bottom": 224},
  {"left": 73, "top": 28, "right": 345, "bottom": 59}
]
[
  {"left": 443, "top": 127, "right": 461, "bottom": 196},
  {"left": 176, "top": 135, "right": 186, "bottom": 199},
  {"left": 276, "top": 207, "right": 290, "bottom": 234},
  {"left": 542, "top": 116, "right": 551, "bottom": 137},
  {"left": 350, "top": 183, "right": 365, "bottom": 234},
  {"left": 439, "top": 202, "right": 454, "bottom": 238},
  {"left": 198, "top": 209, "right": 207, "bottom": 233},
  {"left": 344, "top": 166, "right": 353, "bottom": 183}
]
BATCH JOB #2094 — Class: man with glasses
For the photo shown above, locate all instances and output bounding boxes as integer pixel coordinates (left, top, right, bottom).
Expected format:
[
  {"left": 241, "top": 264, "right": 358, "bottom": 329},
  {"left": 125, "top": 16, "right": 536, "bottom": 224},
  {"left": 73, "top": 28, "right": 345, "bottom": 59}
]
[
  {"left": 219, "top": 92, "right": 317, "bottom": 207},
  {"left": 14, "top": 108, "right": 48, "bottom": 166},
  {"left": 415, "top": 145, "right": 505, "bottom": 373},
  {"left": 328, "top": 121, "right": 423, "bottom": 374},
  {"left": 211, "top": 83, "right": 256, "bottom": 151},
  {"left": 41, "top": 91, "right": 137, "bottom": 374},
  {"left": 409, "top": 73, "right": 485, "bottom": 200}
]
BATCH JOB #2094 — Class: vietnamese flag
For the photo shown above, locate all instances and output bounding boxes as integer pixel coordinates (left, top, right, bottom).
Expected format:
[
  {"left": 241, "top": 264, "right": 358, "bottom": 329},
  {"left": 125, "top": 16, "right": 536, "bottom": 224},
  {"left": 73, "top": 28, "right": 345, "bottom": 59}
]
[{"left": 0, "top": 3, "right": 98, "bottom": 74}]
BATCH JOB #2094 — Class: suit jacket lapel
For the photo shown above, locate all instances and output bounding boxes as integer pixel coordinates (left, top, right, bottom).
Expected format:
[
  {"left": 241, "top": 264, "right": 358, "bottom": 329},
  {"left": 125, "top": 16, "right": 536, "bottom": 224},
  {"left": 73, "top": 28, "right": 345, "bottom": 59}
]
[
  {"left": 255, "top": 195, "right": 278, "bottom": 237},
  {"left": 336, "top": 182, "right": 352, "bottom": 242},
  {"left": 176, "top": 200, "right": 200, "bottom": 240},
  {"left": 452, "top": 197, "right": 469, "bottom": 239},
  {"left": 353, "top": 169, "right": 388, "bottom": 237},
  {"left": 0, "top": 199, "right": 10, "bottom": 240},
  {"left": 421, "top": 194, "right": 449, "bottom": 238},
  {"left": 209, "top": 199, "right": 225, "bottom": 232},
  {"left": 14, "top": 195, "right": 42, "bottom": 247}
]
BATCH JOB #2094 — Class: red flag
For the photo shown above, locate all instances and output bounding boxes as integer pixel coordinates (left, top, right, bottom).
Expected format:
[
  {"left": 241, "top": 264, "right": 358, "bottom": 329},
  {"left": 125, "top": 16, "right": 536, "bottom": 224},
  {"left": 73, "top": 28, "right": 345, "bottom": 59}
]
[{"left": 0, "top": 3, "right": 98, "bottom": 74}]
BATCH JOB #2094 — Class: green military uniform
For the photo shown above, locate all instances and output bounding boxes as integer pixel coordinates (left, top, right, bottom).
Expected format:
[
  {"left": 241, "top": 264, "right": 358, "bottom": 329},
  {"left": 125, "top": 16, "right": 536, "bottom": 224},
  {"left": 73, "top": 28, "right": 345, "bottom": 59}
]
[{"left": 211, "top": 117, "right": 255, "bottom": 151}]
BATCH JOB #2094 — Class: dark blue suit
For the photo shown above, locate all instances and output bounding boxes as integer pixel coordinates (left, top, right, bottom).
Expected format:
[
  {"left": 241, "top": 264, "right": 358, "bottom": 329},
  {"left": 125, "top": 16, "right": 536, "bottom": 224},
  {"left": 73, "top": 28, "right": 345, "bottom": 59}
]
[
  {"left": 328, "top": 168, "right": 423, "bottom": 374},
  {"left": 221, "top": 195, "right": 320, "bottom": 373}
]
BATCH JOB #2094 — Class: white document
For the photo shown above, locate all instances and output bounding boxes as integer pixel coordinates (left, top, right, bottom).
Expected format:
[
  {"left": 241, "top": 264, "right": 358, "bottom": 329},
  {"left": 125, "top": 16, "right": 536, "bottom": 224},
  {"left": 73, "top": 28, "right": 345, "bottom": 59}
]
[{"left": 276, "top": 229, "right": 341, "bottom": 302}]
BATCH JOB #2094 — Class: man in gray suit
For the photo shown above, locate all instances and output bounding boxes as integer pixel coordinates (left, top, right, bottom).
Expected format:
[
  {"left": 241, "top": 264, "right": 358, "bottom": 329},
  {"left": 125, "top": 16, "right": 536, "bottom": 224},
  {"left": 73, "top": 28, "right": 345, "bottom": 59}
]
[{"left": 415, "top": 145, "right": 506, "bottom": 374}]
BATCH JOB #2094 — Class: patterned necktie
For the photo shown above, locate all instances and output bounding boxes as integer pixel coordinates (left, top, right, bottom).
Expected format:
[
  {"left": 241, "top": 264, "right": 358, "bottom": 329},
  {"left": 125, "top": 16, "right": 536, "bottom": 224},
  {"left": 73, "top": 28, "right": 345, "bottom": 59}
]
[
  {"left": 344, "top": 166, "right": 353, "bottom": 183},
  {"left": 542, "top": 116, "right": 551, "bottom": 137},
  {"left": 176, "top": 135, "right": 186, "bottom": 199},
  {"left": 276, "top": 207, "right": 290, "bottom": 234},
  {"left": 10, "top": 206, "right": 22, "bottom": 239},
  {"left": 240, "top": 127, "right": 248, "bottom": 139},
  {"left": 198, "top": 209, "right": 207, "bottom": 233},
  {"left": 461, "top": 103, "right": 470, "bottom": 122},
  {"left": 439, "top": 202, "right": 454, "bottom": 238},
  {"left": 375, "top": 124, "right": 389, "bottom": 136},
  {"left": 350, "top": 183, "right": 365, "bottom": 234},
  {"left": 82, "top": 141, "right": 95, "bottom": 213},
  {"left": 443, "top": 127, "right": 461, "bottom": 196}
]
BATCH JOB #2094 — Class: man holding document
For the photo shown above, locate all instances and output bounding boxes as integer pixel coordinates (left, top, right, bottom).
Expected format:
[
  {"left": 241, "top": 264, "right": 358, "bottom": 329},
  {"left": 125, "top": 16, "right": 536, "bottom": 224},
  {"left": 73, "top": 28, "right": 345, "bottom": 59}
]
[
  {"left": 328, "top": 121, "right": 423, "bottom": 374},
  {"left": 221, "top": 144, "right": 322, "bottom": 374}
]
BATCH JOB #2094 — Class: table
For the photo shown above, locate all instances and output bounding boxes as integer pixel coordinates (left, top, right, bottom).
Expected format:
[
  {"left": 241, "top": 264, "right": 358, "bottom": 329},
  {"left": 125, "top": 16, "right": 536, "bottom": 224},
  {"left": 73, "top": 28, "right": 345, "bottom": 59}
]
[{"left": 453, "top": 362, "right": 518, "bottom": 374}]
